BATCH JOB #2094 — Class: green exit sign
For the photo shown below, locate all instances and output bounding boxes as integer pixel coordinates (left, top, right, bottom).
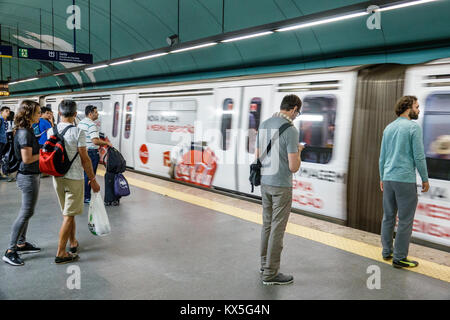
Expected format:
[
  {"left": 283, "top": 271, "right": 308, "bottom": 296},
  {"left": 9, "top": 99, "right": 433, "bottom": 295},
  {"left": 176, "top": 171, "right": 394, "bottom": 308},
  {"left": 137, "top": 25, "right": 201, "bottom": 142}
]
[{"left": 19, "top": 48, "right": 28, "bottom": 58}]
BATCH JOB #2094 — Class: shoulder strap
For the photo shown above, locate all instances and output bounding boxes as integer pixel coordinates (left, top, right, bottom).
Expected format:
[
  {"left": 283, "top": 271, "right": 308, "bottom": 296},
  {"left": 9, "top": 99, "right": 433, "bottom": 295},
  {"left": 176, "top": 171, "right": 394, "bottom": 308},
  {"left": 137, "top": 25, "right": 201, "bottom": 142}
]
[
  {"left": 258, "top": 122, "right": 292, "bottom": 162},
  {"left": 60, "top": 125, "right": 75, "bottom": 137}
]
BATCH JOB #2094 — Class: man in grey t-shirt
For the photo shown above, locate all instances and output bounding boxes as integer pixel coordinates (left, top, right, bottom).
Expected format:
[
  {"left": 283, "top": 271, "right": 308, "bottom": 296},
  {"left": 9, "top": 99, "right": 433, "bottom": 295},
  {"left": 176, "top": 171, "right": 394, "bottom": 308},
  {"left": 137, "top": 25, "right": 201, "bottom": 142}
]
[{"left": 256, "top": 94, "right": 304, "bottom": 285}]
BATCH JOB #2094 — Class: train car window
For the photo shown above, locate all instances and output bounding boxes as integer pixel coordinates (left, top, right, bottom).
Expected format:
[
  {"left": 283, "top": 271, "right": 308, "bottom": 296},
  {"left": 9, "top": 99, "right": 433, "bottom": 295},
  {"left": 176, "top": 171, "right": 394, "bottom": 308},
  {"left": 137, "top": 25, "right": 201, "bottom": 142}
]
[
  {"left": 146, "top": 100, "right": 197, "bottom": 146},
  {"left": 221, "top": 98, "right": 233, "bottom": 150},
  {"left": 247, "top": 97, "right": 262, "bottom": 154},
  {"left": 296, "top": 94, "right": 337, "bottom": 164},
  {"left": 422, "top": 93, "right": 450, "bottom": 181},
  {"left": 124, "top": 101, "right": 133, "bottom": 139},
  {"left": 112, "top": 101, "right": 120, "bottom": 137}
]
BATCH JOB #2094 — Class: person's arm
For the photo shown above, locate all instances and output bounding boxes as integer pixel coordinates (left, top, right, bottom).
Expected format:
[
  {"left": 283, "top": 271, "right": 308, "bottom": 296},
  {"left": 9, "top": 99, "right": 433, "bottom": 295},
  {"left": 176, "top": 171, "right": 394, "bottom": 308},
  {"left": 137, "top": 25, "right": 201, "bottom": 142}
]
[
  {"left": 411, "top": 125, "right": 430, "bottom": 192},
  {"left": 20, "top": 147, "right": 39, "bottom": 164},
  {"left": 286, "top": 127, "right": 303, "bottom": 173},
  {"left": 79, "top": 146, "right": 100, "bottom": 192},
  {"left": 379, "top": 133, "right": 386, "bottom": 192},
  {"left": 92, "top": 137, "right": 112, "bottom": 147}
]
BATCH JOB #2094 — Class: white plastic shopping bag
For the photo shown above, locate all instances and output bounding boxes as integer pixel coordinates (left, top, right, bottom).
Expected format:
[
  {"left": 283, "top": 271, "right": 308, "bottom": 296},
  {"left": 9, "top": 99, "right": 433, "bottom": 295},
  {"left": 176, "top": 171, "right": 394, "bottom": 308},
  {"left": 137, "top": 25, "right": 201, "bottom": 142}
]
[{"left": 88, "top": 192, "right": 111, "bottom": 236}]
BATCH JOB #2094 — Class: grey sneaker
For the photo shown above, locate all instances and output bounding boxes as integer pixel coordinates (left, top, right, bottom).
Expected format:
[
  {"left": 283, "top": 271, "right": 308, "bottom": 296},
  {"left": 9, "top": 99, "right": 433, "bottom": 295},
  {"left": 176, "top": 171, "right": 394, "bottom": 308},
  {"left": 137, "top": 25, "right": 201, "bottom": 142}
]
[{"left": 262, "top": 273, "right": 294, "bottom": 286}]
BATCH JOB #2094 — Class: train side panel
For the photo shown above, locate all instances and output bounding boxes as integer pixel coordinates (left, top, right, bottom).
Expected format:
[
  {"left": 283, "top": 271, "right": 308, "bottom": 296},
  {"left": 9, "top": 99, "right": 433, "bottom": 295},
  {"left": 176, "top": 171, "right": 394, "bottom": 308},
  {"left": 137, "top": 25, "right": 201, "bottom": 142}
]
[{"left": 404, "top": 63, "right": 450, "bottom": 247}]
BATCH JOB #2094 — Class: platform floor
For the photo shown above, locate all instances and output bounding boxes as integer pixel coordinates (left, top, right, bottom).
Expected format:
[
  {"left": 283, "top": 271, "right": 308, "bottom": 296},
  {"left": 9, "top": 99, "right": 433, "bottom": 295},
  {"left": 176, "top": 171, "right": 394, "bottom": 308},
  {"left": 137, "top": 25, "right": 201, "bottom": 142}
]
[{"left": 0, "top": 170, "right": 449, "bottom": 300}]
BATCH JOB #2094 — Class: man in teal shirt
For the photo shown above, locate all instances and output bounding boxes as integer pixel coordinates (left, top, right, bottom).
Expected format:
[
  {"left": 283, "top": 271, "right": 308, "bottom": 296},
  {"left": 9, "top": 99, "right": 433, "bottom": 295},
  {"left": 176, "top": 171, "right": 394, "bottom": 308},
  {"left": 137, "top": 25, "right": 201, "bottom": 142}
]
[{"left": 379, "top": 95, "right": 430, "bottom": 269}]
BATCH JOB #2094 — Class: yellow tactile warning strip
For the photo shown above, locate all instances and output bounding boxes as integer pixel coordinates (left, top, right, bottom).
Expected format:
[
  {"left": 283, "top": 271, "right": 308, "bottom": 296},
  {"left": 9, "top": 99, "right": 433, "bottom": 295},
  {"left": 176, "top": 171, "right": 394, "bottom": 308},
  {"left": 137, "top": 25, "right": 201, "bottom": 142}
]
[{"left": 97, "top": 169, "right": 450, "bottom": 283}]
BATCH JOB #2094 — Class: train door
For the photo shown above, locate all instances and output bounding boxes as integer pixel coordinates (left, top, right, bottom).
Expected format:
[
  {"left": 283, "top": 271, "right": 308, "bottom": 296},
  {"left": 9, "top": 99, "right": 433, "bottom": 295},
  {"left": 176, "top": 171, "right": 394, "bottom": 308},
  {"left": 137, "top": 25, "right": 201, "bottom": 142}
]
[
  {"left": 404, "top": 63, "right": 450, "bottom": 248},
  {"left": 211, "top": 87, "right": 242, "bottom": 191},
  {"left": 236, "top": 85, "right": 272, "bottom": 195},
  {"left": 108, "top": 94, "right": 124, "bottom": 151},
  {"left": 120, "top": 94, "right": 137, "bottom": 168}
]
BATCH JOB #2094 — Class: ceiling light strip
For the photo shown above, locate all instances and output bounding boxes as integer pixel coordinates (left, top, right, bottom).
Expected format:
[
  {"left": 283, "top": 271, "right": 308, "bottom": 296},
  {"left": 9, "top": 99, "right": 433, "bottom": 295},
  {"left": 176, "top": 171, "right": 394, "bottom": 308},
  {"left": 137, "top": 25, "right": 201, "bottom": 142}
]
[
  {"left": 276, "top": 11, "right": 368, "bottom": 32},
  {"left": 170, "top": 42, "right": 217, "bottom": 54},
  {"left": 109, "top": 59, "right": 133, "bottom": 66},
  {"left": 85, "top": 64, "right": 108, "bottom": 71},
  {"left": 133, "top": 52, "right": 169, "bottom": 61},
  {"left": 378, "top": 0, "right": 439, "bottom": 12},
  {"left": 221, "top": 31, "right": 274, "bottom": 43}
]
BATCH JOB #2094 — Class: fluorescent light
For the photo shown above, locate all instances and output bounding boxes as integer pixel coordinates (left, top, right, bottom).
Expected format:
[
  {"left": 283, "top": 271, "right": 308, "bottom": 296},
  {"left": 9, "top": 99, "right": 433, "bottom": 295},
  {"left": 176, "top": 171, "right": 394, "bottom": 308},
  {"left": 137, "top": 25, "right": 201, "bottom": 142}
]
[
  {"left": 85, "top": 64, "right": 108, "bottom": 71},
  {"left": 170, "top": 42, "right": 217, "bottom": 54},
  {"left": 109, "top": 59, "right": 133, "bottom": 66},
  {"left": 378, "top": 0, "right": 439, "bottom": 12},
  {"left": 133, "top": 52, "right": 168, "bottom": 61},
  {"left": 221, "top": 31, "right": 274, "bottom": 43},
  {"left": 21, "top": 77, "right": 39, "bottom": 82},
  {"left": 276, "top": 11, "right": 367, "bottom": 32},
  {"left": 297, "top": 114, "right": 324, "bottom": 122},
  {"left": 8, "top": 77, "right": 39, "bottom": 85}
]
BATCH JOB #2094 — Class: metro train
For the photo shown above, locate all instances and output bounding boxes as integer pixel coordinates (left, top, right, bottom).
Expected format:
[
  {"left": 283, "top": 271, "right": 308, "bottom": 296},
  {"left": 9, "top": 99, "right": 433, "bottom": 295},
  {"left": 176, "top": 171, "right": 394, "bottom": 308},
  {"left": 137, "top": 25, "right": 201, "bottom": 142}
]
[{"left": 1, "top": 60, "right": 449, "bottom": 249}]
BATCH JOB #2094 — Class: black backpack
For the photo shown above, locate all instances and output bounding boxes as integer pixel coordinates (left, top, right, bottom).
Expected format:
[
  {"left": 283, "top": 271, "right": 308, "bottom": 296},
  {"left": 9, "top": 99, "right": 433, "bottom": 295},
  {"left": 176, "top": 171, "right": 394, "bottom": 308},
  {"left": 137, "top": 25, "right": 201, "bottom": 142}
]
[
  {"left": 1, "top": 131, "right": 20, "bottom": 175},
  {"left": 249, "top": 122, "right": 292, "bottom": 192},
  {"left": 105, "top": 147, "right": 126, "bottom": 174}
]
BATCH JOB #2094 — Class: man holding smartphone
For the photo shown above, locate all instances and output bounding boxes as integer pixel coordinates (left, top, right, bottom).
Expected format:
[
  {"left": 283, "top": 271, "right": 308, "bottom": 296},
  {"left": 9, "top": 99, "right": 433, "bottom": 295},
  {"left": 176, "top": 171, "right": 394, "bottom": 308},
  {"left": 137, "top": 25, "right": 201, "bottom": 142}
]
[{"left": 255, "top": 94, "right": 304, "bottom": 285}]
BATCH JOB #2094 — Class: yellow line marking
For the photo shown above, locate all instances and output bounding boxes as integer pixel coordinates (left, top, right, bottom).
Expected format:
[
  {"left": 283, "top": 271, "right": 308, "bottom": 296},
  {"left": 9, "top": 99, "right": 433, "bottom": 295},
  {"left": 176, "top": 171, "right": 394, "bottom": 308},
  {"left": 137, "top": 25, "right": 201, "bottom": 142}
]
[{"left": 97, "top": 169, "right": 450, "bottom": 283}]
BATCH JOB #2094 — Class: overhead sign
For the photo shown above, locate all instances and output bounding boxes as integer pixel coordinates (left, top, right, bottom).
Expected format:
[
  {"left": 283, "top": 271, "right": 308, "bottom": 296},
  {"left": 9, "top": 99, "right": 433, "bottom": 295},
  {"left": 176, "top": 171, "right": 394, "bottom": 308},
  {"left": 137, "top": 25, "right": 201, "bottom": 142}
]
[
  {"left": 0, "top": 82, "right": 9, "bottom": 97},
  {"left": 0, "top": 45, "right": 13, "bottom": 58},
  {"left": 18, "top": 47, "right": 93, "bottom": 64}
]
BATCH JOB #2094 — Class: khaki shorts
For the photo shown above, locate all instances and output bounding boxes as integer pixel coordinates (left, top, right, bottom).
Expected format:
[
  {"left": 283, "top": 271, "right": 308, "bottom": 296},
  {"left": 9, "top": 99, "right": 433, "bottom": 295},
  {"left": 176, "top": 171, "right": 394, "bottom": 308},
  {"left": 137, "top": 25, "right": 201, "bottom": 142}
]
[{"left": 53, "top": 177, "right": 85, "bottom": 216}]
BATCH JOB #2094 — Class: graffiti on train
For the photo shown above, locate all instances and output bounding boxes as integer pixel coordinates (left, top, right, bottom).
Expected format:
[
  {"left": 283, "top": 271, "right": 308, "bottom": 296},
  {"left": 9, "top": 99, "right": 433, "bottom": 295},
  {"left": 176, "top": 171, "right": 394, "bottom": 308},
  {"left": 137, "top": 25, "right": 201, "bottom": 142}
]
[
  {"left": 297, "top": 168, "right": 346, "bottom": 183},
  {"left": 418, "top": 186, "right": 449, "bottom": 202},
  {"left": 413, "top": 202, "right": 450, "bottom": 240},
  {"left": 292, "top": 180, "right": 324, "bottom": 209}
]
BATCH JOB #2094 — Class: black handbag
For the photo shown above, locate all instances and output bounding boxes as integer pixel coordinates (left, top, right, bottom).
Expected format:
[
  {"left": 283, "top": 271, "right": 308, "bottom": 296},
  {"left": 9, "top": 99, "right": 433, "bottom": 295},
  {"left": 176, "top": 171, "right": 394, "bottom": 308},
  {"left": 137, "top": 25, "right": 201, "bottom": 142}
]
[{"left": 249, "top": 122, "right": 292, "bottom": 192}]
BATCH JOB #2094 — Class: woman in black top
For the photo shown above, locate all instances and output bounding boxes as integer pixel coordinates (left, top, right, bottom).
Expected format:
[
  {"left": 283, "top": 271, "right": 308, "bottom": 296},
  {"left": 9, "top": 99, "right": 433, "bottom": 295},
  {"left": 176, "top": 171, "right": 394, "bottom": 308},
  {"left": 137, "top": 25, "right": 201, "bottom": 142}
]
[{"left": 2, "top": 100, "right": 42, "bottom": 266}]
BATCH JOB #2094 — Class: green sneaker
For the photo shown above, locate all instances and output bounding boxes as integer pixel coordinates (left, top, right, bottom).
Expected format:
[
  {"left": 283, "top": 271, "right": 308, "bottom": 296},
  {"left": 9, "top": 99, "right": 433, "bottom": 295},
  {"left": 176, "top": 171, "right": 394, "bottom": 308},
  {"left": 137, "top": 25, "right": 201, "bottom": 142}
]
[{"left": 393, "top": 258, "right": 419, "bottom": 268}]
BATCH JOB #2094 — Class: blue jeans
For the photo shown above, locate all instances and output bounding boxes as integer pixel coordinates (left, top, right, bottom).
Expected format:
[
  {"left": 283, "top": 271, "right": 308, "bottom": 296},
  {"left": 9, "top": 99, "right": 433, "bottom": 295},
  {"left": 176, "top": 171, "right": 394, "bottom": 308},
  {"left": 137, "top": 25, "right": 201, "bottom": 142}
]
[
  {"left": 84, "top": 149, "right": 100, "bottom": 201},
  {"left": 9, "top": 173, "right": 40, "bottom": 250}
]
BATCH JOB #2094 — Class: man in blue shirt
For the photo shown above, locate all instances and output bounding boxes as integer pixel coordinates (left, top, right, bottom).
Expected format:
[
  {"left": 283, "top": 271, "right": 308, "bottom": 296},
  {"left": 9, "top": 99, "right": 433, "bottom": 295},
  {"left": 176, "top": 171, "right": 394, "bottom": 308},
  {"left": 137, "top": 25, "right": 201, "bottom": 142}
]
[
  {"left": 379, "top": 95, "right": 430, "bottom": 269},
  {"left": 0, "top": 106, "right": 11, "bottom": 160}
]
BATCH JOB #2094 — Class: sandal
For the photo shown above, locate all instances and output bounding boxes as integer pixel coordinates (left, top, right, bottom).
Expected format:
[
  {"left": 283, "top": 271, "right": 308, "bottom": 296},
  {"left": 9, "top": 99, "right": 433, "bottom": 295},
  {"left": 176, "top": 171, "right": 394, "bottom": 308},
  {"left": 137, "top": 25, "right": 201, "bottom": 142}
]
[
  {"left": 55, "top": 252, "right": 79, "bottom": 265},
  {"left": 69, "top": 241, "right": 79, "bottom": 254}
]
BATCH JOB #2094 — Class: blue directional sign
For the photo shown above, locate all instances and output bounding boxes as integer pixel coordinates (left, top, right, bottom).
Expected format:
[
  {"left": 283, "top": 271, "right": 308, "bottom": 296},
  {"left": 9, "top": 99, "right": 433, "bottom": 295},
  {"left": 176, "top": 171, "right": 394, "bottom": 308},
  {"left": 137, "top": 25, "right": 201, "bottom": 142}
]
[
  {"left": 0, "top": 45, "right": 13, "bottom": 58},
  {"left": 18, "top": 47, "right": 93, "bottom": 64}
]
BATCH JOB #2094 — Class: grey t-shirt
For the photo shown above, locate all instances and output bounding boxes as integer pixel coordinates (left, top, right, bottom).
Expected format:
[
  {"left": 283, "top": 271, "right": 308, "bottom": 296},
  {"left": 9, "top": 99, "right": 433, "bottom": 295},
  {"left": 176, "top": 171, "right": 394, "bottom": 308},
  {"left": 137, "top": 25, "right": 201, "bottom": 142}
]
[{"left": 257, "top": 116, "right": 299, "bottom": 187}]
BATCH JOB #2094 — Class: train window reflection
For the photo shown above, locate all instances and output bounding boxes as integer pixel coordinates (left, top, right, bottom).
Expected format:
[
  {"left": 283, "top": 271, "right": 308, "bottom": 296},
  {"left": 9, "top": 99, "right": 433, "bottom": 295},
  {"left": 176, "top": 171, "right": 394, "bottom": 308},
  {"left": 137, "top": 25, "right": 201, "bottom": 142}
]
[
  {"left": 146, "top": 100, "right": 197, "bottom": 146},
  {"left": 112, "top": 101, "right": 120, "bottom": 137},
  {"left": 247, "top": 97, "right": 262, "bottom": 154},
  {"left": 124, "top": 101, "right": 133, "bottom": 139},
  {"left": 296, "top": 95, "right": 337, "bottom": 164},
  {"left": 74, "top": 101, "right": 103, "bottom": 127},
  {"left": 423, "top": 93, "right": 450, "bottom": 181},
  {"left": 221, "top": 98, "right": 233, "bottom": 150}
]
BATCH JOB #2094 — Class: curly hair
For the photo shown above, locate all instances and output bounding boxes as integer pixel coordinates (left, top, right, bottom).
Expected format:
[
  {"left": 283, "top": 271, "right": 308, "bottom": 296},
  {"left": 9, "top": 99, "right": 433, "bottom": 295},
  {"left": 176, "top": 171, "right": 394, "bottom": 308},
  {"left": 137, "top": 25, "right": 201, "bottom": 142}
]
[
  {"left": 395, "top": 95, "right": 417, "bottom": 116},
  {"left": 14, "top": 100, "right": 40, "bottom": 130}
]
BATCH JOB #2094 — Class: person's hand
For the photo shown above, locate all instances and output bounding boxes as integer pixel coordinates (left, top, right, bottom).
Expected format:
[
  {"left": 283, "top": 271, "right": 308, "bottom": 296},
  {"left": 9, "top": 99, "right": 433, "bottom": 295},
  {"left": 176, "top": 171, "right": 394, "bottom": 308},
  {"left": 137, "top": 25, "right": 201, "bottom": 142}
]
[
  {"left": 89, "top": 178, "right": 100, "bottom": 193},
  {"left": 380, "top": 181, "right": 383, "bottom": 192},
  {"left": 298, "top": 143, "right": 305, "bottom": 153},
  {"left": 106, "top": 141, "right": 112, "bottom": 147},
  {"left": 421, "top": 181, "right": 430, "bottom": 193}
]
